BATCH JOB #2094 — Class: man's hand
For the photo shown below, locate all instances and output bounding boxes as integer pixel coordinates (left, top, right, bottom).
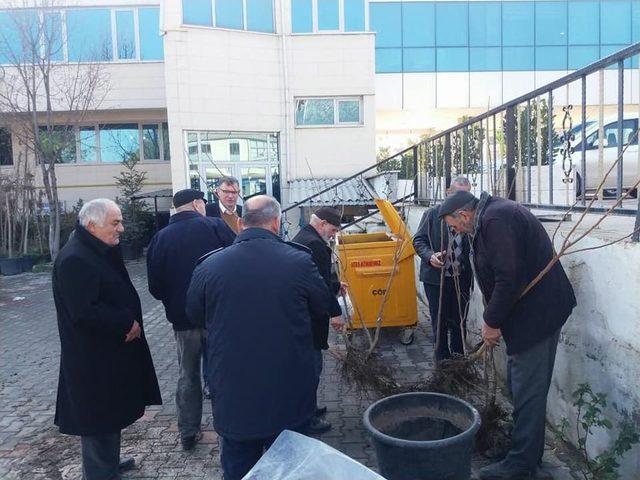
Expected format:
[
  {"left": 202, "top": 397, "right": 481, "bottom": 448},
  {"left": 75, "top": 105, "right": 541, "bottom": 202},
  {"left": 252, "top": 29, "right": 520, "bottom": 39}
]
[
  {"left": 482, "top": 322, "right": 501, "bottom": 346},
  {"left": 429, "top": 251, "right": 446, "bottom": 268},
  {"left": 338, "top": 282, "right": 348, "bottom": 296},
  {"left": 330, "top": 315, "right": 346, "bottom": 333},
  {"left": 125, "top": 320, "right": 141, "bottom": 343}
]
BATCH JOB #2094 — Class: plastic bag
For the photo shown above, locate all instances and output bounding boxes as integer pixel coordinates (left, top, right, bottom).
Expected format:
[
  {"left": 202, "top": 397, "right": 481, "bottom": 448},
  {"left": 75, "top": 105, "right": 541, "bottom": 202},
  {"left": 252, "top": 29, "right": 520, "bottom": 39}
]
[{"left": 241, "top": 430, "right": 386, "bottom": 480}]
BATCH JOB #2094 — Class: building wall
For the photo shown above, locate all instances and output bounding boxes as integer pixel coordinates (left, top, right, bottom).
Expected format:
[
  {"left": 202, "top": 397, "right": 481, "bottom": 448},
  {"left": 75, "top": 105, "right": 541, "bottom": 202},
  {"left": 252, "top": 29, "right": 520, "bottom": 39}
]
[{"left": 406, "top": 206, "right": 640, "bottom": 479}]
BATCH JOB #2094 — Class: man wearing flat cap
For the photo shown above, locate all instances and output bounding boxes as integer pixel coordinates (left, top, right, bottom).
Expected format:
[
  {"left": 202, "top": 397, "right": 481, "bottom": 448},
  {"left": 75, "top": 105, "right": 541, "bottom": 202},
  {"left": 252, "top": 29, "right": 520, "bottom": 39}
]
[
  {"left": 440, "top": 190, "right": 576, "bottom": 480},
  {"left": 292, "top": 207, "right": 346, "bottom": 434},
  {"left": 147, "top": 189, "right": 235, "bottom": 451},
  {"left": 413, "top": 177, "right": 473, "bottom": 363}
]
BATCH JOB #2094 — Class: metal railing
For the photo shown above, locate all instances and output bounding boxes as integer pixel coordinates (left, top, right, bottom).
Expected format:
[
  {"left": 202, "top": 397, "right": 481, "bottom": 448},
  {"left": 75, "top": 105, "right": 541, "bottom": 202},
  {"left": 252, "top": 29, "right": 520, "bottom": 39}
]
[{"left": 282, "top": 43, "right": 640, "bottom": 238}]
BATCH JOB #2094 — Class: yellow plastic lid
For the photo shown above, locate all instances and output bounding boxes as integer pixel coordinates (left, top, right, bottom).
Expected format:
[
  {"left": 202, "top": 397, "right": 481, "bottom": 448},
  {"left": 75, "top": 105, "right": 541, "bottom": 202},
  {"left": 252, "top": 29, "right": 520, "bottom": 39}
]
[{"left": 375, "top": 199, "right": 410, "bottom": 237}]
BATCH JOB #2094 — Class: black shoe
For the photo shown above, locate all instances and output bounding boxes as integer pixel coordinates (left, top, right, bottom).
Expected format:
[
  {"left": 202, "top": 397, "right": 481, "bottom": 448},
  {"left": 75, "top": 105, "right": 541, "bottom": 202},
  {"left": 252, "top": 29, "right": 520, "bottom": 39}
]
[
  {"left": 203, "top": 385, "right": 211, "bottom": 399},
  {"left": 306, "top": 417, "right": 331, "bottom": 435},
  {"left": 315, "top": 406, "right": 327, "bottom": 416},
  {"left": 478, "top": 460, "right": 535, "bottom": 480},
  {"left": 181, "top": 432, "right": 202, "bottom": 451},
  {"left": 118, "top": 457, "right": 135, "bottom": 472}
]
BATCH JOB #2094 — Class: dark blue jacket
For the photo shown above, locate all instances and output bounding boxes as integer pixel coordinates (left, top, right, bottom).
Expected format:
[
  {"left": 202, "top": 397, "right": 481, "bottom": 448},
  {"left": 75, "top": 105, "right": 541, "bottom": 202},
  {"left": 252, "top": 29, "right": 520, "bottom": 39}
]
[
  {"left": 186, "top": 228, "right": 331, "bottom": 440},
  {"left": 147, "top": 211, "right": 235, "bottom": 331}
]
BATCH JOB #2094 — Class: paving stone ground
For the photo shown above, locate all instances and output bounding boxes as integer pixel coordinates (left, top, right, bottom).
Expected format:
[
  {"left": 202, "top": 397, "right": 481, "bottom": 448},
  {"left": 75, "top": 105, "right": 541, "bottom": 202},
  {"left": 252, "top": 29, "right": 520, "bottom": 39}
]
[{"left": 0, "top": 261, "right": 577, "bottom": 479}]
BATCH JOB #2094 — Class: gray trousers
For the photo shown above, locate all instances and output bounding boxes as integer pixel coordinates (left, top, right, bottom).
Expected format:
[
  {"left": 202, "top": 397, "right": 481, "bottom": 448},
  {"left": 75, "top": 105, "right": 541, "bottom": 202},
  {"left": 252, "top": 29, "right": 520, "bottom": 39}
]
[
  {"left": 81, "top": 431, "right": 121, "bottom": 480},
  {"left": 175, "top": 328, "right": 205, "bottom": 440},
  {"left": 505, "top": 328, "right": 561, "bottom": 470}
]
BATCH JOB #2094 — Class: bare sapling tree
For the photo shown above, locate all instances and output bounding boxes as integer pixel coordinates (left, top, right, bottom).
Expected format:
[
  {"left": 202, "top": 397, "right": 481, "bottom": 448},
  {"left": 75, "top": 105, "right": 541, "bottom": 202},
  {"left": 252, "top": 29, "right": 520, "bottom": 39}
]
[{"left": 0, "top": 0, "right": 109, "bottom": 259}]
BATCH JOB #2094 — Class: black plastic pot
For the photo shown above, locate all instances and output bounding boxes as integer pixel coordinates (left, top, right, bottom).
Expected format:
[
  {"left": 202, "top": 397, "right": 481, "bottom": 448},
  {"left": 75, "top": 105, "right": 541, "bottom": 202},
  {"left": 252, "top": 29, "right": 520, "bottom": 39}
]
[
  {"left": 0, "top": 257, "right": 24, "bottom": 276},
  {"left": 363, "top": 392, "right": 481, "bottom": 480},
  {"left": 20, "top": 255, "right": 38, "bottom": 273}
]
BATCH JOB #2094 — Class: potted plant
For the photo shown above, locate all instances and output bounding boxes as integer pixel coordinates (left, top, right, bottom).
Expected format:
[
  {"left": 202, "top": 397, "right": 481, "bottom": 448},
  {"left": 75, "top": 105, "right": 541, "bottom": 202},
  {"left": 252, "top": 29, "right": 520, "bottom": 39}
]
[{"left": 114, "top": 153, "right": 148, "bottom": 261}]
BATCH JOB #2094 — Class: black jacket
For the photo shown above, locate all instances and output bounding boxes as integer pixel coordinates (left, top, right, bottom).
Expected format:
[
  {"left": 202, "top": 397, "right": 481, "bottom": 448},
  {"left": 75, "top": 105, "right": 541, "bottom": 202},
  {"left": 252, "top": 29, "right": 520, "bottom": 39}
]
[
  {"left": 413, "top": 204, "right": 472, "bottom": 286},
  {"left": 146, "top": 211, "right": 235, "bottom": 331},
  {"left": 186, "top": 228, "right": 331, "bottom": 441},
  {"left": 205, "top": 201, "right": 242, "bottom": 219},
  {"left": 471, "top": 193, "right": 576, "bottom": 355},
  {"left": 291, "top": 224, "right": 342, "bottom": 350},
  {"left": 52, "top": 224, "right": 162, "bottom": 436}
]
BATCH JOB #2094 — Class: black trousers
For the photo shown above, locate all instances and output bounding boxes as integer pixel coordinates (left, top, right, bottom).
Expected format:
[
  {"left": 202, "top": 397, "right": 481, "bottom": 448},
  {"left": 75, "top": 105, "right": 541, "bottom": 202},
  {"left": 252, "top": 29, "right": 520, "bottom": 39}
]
[
  {"left": 424, "top": 277, "right": 470, "bottom": 361},
  {"left": 505, "top": 328, "right": 561, "bottom": 470},
  {"left": 80, "top": 431, "right": 121, "bottom": 480}
]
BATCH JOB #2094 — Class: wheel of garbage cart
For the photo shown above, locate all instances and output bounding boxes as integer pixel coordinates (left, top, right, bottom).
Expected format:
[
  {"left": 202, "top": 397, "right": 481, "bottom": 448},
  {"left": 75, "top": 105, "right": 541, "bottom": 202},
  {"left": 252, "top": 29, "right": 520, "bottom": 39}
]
[{"left": 399, "top": 328, "right": 415, "bottom": 345}]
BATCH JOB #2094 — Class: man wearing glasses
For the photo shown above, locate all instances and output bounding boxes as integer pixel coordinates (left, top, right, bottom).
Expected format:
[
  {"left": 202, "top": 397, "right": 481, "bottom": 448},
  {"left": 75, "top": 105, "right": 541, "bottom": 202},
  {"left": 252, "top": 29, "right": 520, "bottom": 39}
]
[{"left": 206, "top": 176, "right": 243, "bottom": 234}]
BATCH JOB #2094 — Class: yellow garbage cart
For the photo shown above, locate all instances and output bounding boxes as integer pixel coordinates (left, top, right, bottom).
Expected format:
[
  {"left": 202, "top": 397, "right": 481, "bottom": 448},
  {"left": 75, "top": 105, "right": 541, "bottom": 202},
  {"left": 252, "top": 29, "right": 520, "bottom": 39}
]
[{"left": 337, "top": 199, "right": 417, "bottom": 343}]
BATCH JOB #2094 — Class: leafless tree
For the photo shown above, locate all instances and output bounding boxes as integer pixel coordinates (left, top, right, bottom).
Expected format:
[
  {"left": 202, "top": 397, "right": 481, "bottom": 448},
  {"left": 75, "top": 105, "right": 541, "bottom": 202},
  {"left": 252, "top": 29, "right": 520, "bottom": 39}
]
[{"left": 0, "top": 0, "right": 109, "bottom": 258}]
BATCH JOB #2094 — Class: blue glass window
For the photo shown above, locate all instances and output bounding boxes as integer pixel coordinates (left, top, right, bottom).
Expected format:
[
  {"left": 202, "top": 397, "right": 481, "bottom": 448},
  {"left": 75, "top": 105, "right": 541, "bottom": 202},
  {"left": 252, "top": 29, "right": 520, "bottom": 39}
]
[
  {"left": 600, "top": 0, "right": 631, "bottom": 45},
  {"left": 44, "top": 12, "right": 64, "bottom": 62},
  {"left": 502, "top": 2, "right": 534, "bottom": 46},
  {"left": 247, "top": 0, "right": 274, "bottom": 32},
  {"left": 116, "top": 11, "right": 136, "bottom": 60},
  {"left": 0, "top": 10, "right": 42, "bottom": 64},
  {"left": 402, "top": 2, "right": 435, "bottom": 47},
  {"left": 370, "top": 3, "right": 402, "bottom": 48},
  {"left": 470, "top": 47, "right": 501, "bottom": 71},
  {"left": 79, "top": 127, "right": 97, "bottom": 163},
  {"left": 139, "top": 8, "right": 164, "bottom": 60},
  {"left": 436, "top": 47, "right": 468, "bottom": 72},
  {"left": 568, "top": 45, "right": 600, "bottom": 69},
  {"left": 216, "top": 0, "right": 244, "bottom": 29},
  {"left": 182, "top": 0, "right": 213, "bottom": 26},
  {"left": 536, "top": 46, "right": 567, "bottom": 70},
  {"left": 99, "top": 124, "right": 140, "bottom": 163},
  {"left": 67, "top": 9, "right": 113, "bottom": 62},
  {"left": 403, "top": 48, "right": 435, "bottom": 72},
  {"left": 291, "top": 0, "right": 313, "bottom": 33},
  {"left": 503, "top": 46, "right": 534, "bottom": 71},
  {"left": 568, "top": 1, "right": 599, "bottom": 45},
  {"left": 469, "top": 2, "right": 501, "bottom": 47},
  {"left": 344, "top": 0, "right": 365, "bottom": 32},
  {"left": 318, "top": 0, "right": 339, "bottom": 30},
  {"left": 375, "top": 48, "right": 402, "bottom": 73},
  {"left": 535, "top": 1, "right": 567, "bottom": 46},
  {"left": 436, "top": 3, "right": 468, "bottom": 46},
  {"left": 338, "top": 100, "right": 361, "bottom": 123},
  {"left": 633, "top": 1, "right": 640, "bottom": 42}
]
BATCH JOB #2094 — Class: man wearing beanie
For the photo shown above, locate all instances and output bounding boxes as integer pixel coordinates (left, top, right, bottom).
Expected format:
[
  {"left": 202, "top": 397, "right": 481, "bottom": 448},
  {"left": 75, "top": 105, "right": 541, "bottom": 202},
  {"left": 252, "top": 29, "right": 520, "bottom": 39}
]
[
  {"left": 440, "top": 190, "right": 576, "bottom": 480},
  {"left": 146, "top": 189, "right": 235, "bottom": 451},
  {"left": 292, "top": 207, "right": 346, "bottom": 435},
  {"left": 413, "top": 177, "right": 473, "bottom": 363}
]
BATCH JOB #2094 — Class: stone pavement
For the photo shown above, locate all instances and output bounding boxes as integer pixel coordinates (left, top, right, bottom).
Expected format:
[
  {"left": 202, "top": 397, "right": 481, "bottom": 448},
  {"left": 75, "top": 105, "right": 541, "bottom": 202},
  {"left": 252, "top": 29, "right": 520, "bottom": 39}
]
[{"left": 0, "top": 261, "right": 576, "bottom": 479}]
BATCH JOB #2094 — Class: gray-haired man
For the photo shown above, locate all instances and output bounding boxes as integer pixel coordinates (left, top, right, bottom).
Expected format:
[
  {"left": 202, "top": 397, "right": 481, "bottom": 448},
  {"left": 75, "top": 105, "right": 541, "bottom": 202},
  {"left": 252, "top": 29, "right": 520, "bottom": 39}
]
[{"left": 52, "top": 199, "right": 162, "bottom": 480}]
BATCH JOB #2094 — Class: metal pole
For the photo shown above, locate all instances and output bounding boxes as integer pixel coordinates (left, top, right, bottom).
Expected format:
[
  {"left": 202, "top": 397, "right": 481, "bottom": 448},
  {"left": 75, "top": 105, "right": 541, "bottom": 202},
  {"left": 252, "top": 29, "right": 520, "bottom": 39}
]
[
  {"left": 444, "top": 133, "right": 452, "bottom": 192},
  {"left": 617, "top": 60, "right": 624, "bottom": 200},
  {"left": 548, "top": 91, "right": 554, "bottom": 204},
  {"left": 527, "top": 100, "right": 532, "bottom": 203},
  {"left": 581, "top": 76, "right": 587, "bottom": 206},
  {"left": 413, "top": 145, "right": 418, "bottom": 203},
  {"left": 505, "top": 105, "right": 517, "bottom": 200}
]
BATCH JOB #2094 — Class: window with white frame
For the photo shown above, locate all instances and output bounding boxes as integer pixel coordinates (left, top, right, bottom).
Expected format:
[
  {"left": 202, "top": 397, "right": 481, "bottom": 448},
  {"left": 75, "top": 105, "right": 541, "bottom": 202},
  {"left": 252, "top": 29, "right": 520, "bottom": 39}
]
[{"left": 295, "top": 97, "right": 362, "bottom": 126}]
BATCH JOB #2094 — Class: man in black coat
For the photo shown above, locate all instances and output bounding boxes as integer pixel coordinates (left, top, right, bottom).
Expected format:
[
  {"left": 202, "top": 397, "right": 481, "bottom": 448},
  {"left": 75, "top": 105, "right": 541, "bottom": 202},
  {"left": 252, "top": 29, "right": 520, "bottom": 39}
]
[
  {"left": 186, "top": 195, "right": 331, "bottom": 480},
  {"left": 413, "top": 177, "right": 473, "bottom": 362},
  {"left": 292, "top": 207, "right": 346, "bottom": 434},
  {"left": 52, "top": 198, "right": 162, "bottom": 480},
  {"left": 441, "top": 191, "right": 576, "bottom": 480},
  {"left": 146, "top": 189, "right": 234, "bottom": 451},
  {"left": 205, "top": 176, "right": 243, "bottom": 235}
]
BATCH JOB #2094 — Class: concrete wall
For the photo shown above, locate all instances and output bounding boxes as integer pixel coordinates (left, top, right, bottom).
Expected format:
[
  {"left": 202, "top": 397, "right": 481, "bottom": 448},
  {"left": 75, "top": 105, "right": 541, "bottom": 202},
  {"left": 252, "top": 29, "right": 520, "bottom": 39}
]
[{"left": 405, "top": 205, "right": 640, "bottom": 479}]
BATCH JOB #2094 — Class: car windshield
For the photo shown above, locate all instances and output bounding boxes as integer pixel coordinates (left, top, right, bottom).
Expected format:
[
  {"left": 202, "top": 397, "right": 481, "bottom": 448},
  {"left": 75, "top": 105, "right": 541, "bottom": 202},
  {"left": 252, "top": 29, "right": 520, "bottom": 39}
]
[{"left": 553, "top": 121, "right": 596, "bottom": 147}]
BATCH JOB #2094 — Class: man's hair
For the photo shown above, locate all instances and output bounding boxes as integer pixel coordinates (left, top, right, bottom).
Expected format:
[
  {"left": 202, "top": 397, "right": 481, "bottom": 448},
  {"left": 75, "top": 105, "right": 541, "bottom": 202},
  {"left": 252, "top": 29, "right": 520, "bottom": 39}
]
[
  {"left": 217, "top": 176, "right": 239, "bottom": 188},
  {"left": 450, "top": 176, "right": 471, "bottom": 189},
  {"left": 78, "top": 199, "right": 119, "bottom": 228},
  {"left": 242, "top": 195, "right": 281, "bottom": 228}
]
